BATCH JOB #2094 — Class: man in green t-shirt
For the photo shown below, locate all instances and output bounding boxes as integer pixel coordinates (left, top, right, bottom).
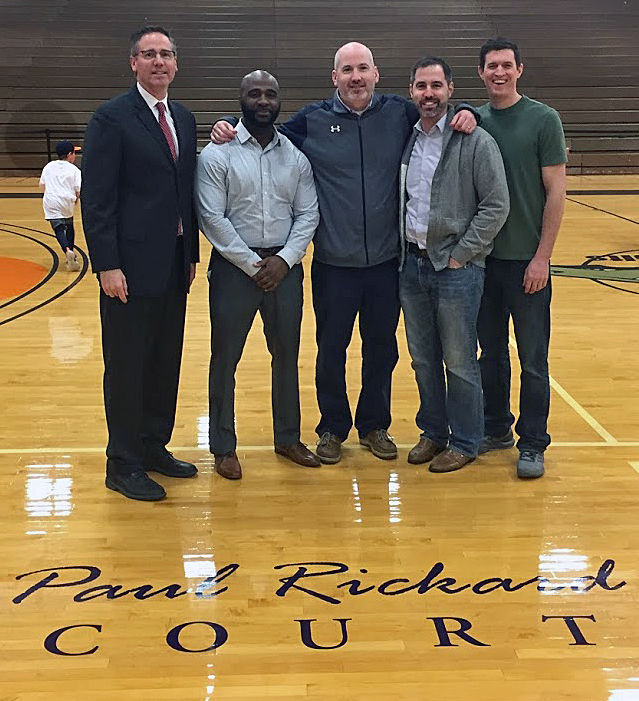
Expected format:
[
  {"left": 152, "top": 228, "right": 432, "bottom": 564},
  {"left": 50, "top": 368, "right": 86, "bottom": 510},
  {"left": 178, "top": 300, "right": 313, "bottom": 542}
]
[{"left": 475, "top": 38, "right": 567, "bottom": 479}]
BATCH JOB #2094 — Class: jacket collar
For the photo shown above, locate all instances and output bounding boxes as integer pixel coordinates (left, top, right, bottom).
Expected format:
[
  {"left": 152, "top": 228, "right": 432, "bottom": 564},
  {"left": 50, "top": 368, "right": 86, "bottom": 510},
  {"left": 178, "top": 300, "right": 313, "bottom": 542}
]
[{"left": 331, "top": 89, "right": 380, "bottom": 115}]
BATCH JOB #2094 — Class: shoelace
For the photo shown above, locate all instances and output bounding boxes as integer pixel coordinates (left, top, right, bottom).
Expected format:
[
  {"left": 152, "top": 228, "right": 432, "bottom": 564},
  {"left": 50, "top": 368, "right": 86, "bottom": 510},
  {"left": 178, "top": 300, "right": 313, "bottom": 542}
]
[{"left": 519, "top": 449, "right": 539, "bottom": 461}]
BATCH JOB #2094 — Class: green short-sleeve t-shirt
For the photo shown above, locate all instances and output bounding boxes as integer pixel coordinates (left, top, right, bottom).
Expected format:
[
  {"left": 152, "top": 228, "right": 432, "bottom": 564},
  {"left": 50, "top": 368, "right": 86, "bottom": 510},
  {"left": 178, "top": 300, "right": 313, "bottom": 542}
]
[{"left": 478, "top": 95, "right": 567, "bottom": 260}]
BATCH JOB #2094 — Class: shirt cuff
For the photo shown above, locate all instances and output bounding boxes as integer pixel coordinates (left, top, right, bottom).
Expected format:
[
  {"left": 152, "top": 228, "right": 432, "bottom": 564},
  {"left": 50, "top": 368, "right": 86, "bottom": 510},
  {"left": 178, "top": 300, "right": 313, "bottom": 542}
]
[
  {"left": 238, "top": 252, "right": 263, "bottom": 278},
  {"left": 276, "top": 247, "right": 298, "bottom": 270}
]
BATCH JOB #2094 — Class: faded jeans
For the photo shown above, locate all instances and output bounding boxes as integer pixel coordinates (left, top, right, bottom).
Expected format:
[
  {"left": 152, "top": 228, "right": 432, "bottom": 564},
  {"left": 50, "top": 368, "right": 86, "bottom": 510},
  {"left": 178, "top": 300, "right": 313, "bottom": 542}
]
[{"left": 400, "top": 252, "right": 485, "bottom": 457}]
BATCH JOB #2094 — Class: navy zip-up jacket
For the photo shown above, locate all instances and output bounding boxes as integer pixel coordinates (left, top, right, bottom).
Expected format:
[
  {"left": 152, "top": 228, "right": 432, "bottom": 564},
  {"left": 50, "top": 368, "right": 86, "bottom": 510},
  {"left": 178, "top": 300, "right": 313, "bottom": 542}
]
[{"left": 281, "top": 91, "right": 415, "bottom": 268}]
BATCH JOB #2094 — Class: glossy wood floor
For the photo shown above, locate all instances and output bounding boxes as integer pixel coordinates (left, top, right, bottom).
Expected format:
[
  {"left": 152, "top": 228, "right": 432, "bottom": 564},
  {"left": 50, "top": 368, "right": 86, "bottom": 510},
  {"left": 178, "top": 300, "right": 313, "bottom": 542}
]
[{"left": 1, "top": 175, "right": 638, "bottom": 700}]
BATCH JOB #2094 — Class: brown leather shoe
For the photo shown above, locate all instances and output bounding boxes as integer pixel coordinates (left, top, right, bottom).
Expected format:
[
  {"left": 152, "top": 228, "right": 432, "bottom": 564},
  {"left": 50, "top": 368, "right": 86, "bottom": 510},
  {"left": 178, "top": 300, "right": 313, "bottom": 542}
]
[
  {"left": 359, "top": 429, "right": 397, "bottom": 460},
  {"left": 275, "top": 442, "right": 321, "bottom": 468},
  {"left": 407, "top": 437, "right": 446, "bottom": 465},
  {"left": 316, "top": 432, "right": 342, "bottom": 464},
  {"left": 429, "top": 448, "right": 474, "bottom": 473},
  {"left": 215, "top": 451, "right": 242, "bottom": 480}
]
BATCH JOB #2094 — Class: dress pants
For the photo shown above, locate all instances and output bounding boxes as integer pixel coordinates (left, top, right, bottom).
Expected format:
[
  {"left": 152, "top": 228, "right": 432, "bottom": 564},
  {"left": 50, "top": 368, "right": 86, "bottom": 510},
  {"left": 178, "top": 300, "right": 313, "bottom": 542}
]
[
  {"left": 311, "top": 258, "right": 400, "bottom": 441},
  {"left": 208, "top": 252, "right": 304, "bottom": 454},
  {"left": 100, "top": 239, "right": 187, "bottom": 476}
]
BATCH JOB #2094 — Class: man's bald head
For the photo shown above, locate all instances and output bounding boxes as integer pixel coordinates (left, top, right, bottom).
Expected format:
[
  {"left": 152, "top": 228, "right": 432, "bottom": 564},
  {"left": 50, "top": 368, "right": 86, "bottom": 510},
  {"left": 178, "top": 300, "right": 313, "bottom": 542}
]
[
  {"left": 333, "top": 42, "right": 375, "bottom": 71},
  {"left": 240, "top": 70, "right": 279, "bottom": 95}
]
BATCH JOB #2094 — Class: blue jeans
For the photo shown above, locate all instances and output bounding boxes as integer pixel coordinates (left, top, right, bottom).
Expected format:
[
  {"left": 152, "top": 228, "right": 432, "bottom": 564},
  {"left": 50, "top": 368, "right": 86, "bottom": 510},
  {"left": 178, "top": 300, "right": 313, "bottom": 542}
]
[
  {"left": 477, "top": 257, "right": 551, "bottom": 452},
  {"left": 399, "top": 253, "right": 485, "bottom": 457},
  {"left": 48, "top": 217, "right": 75, "bottom": 253}
]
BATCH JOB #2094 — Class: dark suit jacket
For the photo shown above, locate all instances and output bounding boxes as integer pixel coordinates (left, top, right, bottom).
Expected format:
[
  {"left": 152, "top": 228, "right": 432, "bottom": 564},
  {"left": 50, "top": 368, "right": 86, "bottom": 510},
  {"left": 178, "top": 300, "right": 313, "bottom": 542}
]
[{"left": 81, "top": 86, "right": 199, "bottom": 296}]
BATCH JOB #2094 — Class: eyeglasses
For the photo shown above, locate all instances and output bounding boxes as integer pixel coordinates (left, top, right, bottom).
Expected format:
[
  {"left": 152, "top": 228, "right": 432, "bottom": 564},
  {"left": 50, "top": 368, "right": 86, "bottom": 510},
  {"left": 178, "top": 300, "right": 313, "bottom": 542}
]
[{"left": 135, "top": 50, "right": 176, "bottom": 61}]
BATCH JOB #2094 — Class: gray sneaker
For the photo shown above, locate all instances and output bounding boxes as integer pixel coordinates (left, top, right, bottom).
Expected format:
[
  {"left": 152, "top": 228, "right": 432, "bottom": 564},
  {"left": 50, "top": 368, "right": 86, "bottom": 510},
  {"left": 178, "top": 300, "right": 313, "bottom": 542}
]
[
  {"left": 517, "top": 449, "right": 545, "bottom": 479},
  {"left": 359, "top": 429, "right": 397, "bottom": 460},
  {"left": 478, "top": 429, "right": 515, "bottom": 455},
  {"left": 317, "top": 432, "right": 342, "bottom": 464}
]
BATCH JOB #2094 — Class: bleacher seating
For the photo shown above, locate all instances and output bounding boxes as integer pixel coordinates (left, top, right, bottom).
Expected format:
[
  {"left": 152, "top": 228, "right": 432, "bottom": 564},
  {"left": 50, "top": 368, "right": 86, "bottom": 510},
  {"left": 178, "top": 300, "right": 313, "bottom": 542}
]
[{"left": 1, "top": 0, "right": 637, "bottom": 174}]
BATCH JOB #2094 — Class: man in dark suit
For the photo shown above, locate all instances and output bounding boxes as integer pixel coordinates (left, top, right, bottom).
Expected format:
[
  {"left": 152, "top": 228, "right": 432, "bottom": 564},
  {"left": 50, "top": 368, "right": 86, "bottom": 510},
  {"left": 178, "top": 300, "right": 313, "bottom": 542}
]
[{"left": 81, "top": 26, "right": 199, "bottom": 501}]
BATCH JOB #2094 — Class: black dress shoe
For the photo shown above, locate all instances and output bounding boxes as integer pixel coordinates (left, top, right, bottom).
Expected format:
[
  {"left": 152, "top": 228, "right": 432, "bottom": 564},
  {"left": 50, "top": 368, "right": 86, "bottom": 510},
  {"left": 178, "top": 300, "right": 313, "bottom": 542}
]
[
  {"left": 106, "top": 470, "right": 167, "bottom": 501},
  {"left": 145, "top": 449, "right": 197, "bottom": 478}
]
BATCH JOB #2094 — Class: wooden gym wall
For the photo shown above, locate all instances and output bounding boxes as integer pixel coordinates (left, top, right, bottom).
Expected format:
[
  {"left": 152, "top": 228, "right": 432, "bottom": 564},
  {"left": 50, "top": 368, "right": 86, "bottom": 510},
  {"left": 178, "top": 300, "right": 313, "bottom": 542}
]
[{"left": 1, "top": 0, "right": 638, "bottom": 175}]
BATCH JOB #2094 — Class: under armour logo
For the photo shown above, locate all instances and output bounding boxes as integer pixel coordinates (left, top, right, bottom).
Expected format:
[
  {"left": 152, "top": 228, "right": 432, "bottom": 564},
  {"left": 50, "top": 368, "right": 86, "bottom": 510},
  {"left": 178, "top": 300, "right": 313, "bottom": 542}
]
[{"left": 330, "top": 125, "right": 341, "bottom": 133}]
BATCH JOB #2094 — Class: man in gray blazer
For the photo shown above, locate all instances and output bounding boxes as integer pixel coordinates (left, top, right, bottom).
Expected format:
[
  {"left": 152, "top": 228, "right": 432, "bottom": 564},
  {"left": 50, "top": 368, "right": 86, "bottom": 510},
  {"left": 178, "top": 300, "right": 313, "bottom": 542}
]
[{"left": 398, "top": 56, "right": 509, "bottom": 474}]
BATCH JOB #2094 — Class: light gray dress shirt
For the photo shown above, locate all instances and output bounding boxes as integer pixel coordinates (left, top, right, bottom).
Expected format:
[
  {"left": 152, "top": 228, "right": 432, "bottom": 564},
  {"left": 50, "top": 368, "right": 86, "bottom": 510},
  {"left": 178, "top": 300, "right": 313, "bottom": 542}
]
[
  {"left": 196, "top": 121, "right": 319, "bottom": 278},
  {"left": 405, "top": 112, "right": 447, "bottom": 248}
]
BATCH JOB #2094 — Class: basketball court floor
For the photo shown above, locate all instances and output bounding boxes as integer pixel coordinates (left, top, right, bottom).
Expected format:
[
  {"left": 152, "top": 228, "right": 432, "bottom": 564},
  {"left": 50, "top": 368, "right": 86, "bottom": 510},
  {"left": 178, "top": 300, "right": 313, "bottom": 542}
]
[{"left": 1, "top": 174, "right": 638, "bottom": 699}]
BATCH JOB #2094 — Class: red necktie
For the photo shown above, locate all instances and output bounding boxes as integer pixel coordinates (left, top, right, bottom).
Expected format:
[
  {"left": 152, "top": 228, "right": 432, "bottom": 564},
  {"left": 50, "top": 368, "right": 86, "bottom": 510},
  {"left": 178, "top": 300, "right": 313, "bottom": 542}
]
[
  {"left": 156, "top": 102, "right": 182, "bottom": 236},
  {"left": 156, "top": 102, "right": 176, "bottom": 161}
]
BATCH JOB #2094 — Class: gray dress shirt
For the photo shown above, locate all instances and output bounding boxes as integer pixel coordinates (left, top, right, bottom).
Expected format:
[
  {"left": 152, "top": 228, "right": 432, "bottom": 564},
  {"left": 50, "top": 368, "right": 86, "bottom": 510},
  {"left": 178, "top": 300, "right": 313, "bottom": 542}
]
[{"left": 196, "top": 121, "right": 319, "bottom": 278}]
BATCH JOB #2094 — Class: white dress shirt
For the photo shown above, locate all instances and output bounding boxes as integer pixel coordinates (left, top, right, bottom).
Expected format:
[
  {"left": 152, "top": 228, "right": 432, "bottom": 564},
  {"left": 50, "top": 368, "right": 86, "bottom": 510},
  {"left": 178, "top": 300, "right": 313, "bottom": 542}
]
[
  {"left": 195, "top": 121, "right": 319, "bottom": 278},
  {"left": 136, "top": 82, "right": 179, "bottom": 158},
  {"left": 405, "top": 112, "right": 448, "bottom": 248}
]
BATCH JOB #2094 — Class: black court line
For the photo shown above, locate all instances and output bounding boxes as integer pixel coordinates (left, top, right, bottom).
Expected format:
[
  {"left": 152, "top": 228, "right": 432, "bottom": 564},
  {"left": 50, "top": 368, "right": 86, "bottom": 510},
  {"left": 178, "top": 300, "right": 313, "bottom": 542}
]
[
  {"left": 566, "top": 198, "right": 639, "bottom": 226},
  {"left": 0, "top": 223, "right": 89, "bottom": 326},
  {"left": 593, "top": 279, "right": 639, "bottom": 295},
  {"left": 566, "top": 190, "right": 639, "bottom": 196},
  {"left": 589, "top": 245, "right": 639, "bottom": 296},
  {"left": 0, "top": 193, "right": 43, "bottom": 198},
  {"left": 564, "top": 199, "right": 639, "bottom": 295}
]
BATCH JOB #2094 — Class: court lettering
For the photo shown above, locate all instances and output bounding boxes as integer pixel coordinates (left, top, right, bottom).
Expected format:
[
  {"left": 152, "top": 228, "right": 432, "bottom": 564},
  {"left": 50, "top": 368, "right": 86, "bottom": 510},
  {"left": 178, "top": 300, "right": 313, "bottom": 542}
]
[
  {"left": 13, "top": 560, "right": 626, "bottom": 606},
  {"left": 13, "top": 565, "right": 190, "bottom": 604},
  {"left": 12, "top": 560, "right": 626, "bottom": 656},
  {"left": 274, "top": 559, "right": 626, "bottom": 603},
  {"left": 13, "top": 560, "right": 625, "bottom": 606},
  {"left": 542, "top": 615, "right": 597, "bottom": 645},
  {"left": 40, "top": 615, "right": 603, "bottom": 654}
]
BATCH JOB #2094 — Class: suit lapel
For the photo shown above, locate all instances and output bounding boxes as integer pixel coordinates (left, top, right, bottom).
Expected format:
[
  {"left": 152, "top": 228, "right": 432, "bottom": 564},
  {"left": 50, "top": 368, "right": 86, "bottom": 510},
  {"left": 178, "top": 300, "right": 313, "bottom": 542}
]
[{"left": 130, "top": 87, "right": 177, "bottom": 167}]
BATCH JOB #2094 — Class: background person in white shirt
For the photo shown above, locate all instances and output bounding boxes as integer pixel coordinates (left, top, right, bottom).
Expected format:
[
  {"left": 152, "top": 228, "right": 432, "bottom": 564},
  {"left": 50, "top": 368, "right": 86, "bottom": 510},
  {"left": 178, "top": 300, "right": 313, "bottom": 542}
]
[
  {"left": 196, "top": 70, "right": 320, "bottom": 480},
  {"left": 39, "top": 140, "right": 81, "bottom": 271}
]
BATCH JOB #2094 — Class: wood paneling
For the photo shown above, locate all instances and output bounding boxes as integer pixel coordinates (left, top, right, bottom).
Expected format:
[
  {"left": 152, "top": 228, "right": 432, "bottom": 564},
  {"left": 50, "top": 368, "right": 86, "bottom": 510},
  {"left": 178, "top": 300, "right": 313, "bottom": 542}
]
[{"left": 0, "top": 0, "right": 638, "bottom": 173}]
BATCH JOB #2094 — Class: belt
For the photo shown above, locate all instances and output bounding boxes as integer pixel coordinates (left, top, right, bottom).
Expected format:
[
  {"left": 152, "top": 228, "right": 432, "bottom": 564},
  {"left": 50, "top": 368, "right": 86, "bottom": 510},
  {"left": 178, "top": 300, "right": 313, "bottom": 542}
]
[
  {"left": 407, "top": 241, "right": 429, "bottom": 258},
  {"left": 250, "top": 245, "right": 284, "bottom": 259}
]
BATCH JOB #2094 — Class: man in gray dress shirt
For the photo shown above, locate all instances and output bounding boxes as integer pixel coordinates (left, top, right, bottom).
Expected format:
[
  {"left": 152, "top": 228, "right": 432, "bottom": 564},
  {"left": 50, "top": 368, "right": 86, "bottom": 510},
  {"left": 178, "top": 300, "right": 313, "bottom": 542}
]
[{"left": 196, "top": 70, "right": 320, "bottom": 480}]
